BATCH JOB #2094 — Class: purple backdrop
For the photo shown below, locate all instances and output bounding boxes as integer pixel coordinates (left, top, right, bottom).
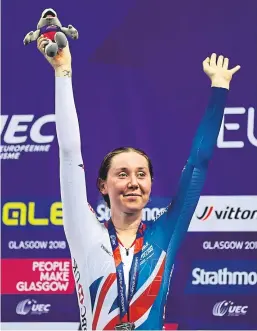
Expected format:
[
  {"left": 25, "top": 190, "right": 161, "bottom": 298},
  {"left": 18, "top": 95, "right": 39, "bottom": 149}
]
[{"left": 1, "top": 0, "right": 257, "bottom": 330}]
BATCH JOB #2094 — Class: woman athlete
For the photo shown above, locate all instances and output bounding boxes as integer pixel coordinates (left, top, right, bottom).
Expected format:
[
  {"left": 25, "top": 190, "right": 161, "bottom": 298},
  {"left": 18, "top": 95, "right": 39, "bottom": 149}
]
[{"left": 37, "top": 36, "right": 240, "bottom": 330}]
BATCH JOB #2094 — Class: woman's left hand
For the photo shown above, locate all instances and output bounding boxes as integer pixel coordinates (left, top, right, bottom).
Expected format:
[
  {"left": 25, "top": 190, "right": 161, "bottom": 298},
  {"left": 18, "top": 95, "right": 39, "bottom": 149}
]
[{"left": 203, "top": 53, "right": 240, "bottom": 90}]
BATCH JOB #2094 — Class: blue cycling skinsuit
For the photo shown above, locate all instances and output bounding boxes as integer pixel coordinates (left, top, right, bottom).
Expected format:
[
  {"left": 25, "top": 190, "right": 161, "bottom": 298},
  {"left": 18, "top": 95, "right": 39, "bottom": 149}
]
[{"left": 55, "top": 77, "right": 228, "bottom": 330}]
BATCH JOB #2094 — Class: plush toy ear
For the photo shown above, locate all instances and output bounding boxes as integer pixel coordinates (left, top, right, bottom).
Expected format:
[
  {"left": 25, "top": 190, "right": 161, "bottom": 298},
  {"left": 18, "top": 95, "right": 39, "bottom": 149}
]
[{"left": 41, "top": 9, "right": 48, "bottom": 18}]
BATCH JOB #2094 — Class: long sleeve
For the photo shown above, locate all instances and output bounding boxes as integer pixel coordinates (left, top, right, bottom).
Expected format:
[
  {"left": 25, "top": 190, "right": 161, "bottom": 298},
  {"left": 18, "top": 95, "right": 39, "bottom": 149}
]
[
  {"left": 153, "top": 87, "right": 228, "bottom": 249},
  {"left": 154, "top": 87, "right": 228, "bottom": 318},
  {"left": 55, "top": 77, "right": 82, "bottom": 156},
  {"left": 55, "top": 77, "right": 104, "bottom": 268},
  {"left": 188, "top": 87, "right": 228, "bottom": 167}
]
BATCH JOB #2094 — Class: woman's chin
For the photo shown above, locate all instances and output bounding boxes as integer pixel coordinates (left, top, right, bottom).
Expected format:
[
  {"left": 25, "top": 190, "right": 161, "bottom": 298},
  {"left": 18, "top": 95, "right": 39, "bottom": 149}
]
[{"left": 122, "top": 201, "right": 144, "bottom": 213}]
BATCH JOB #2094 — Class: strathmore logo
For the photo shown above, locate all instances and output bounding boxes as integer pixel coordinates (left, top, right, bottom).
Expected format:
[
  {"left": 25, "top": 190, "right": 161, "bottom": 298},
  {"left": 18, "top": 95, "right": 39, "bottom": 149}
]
[
  {"left": 197, "top": 206, "right": 257, "bottom": 221},
  {"left": 192, "top": 268, "right": 257, "bottom": 286},
  {"left": 212, "top": 300, "right": 248, "bottom": 317}
]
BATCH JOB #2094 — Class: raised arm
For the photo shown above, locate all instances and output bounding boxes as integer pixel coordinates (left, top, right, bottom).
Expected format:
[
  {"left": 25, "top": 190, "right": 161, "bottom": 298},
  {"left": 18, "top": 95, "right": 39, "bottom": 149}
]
[
  {"left": 153, "top": 54, "right": 240, "bottom": 250},
  {"left": 37, "top": 37, "right": 104, "bottom": 267}
]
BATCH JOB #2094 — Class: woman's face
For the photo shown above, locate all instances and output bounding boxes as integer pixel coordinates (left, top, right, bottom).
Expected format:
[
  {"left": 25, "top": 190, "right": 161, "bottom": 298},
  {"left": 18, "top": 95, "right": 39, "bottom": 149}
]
[{"left": 101, "top": 152, "right": 152, "bottom": 213}]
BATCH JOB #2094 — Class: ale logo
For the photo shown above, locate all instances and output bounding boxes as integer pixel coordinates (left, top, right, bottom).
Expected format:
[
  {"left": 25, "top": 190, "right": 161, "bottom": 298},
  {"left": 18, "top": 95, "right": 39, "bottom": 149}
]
[{"left": 197, "top": 206, "right": 257, "bottom": 221}]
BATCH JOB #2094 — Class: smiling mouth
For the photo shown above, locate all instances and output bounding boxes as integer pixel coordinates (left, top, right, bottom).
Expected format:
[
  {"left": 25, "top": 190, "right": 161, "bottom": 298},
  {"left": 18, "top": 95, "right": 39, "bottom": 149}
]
[{"left": 124, "top": 194, "right": 142, "bottom": 197}]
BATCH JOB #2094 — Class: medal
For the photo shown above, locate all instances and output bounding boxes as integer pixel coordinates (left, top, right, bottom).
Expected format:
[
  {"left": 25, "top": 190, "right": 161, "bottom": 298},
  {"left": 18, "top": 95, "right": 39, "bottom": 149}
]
[{"left": 115, "top": 322, "right": 136, "bottom": 330}]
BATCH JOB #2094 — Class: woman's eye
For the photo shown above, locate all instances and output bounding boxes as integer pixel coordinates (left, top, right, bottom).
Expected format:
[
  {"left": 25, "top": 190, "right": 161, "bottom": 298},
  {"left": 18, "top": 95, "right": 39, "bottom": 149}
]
[
  {"left": 138, "top": 172, "right": 146, "bottom": 177},
  {"left": 118, "top": 172, "right": 127, "bottom": 178}
]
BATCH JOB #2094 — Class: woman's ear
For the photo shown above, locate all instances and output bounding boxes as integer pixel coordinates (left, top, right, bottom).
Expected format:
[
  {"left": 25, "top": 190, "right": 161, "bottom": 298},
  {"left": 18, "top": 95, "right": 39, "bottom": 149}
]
[{"left": 98, "top": 179, "right": 108, "bottom": 195}]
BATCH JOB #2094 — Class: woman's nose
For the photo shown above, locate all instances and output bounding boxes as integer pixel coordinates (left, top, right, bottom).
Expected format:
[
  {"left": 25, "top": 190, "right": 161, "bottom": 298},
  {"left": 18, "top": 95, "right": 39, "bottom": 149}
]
[{"left": 128, "top": 175, "right": 139, "bottom": 188}]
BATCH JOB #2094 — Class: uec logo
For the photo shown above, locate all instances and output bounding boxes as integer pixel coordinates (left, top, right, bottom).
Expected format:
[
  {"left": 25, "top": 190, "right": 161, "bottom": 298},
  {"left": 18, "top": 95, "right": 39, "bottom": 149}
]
[
  {"left": 1, "top": 114, "right": 55, "bottom": 144},
  {"left": 16, "top": 299, "right": 51, "bottom": 315},
  {"left": 213, "top": 300, "right": 248, "bottom": 317}
]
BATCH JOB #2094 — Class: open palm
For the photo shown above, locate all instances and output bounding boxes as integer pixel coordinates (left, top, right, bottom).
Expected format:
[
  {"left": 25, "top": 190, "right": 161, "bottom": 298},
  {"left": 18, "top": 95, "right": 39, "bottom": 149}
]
[{"left": 203, "top": 53, "right": 240, "bottom": 89}]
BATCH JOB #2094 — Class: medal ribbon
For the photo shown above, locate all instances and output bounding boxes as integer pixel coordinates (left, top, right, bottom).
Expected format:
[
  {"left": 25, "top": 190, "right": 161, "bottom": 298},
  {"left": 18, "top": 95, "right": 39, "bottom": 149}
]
[{"left": 105, "top": 220, "right": 146, "bottom": 322}]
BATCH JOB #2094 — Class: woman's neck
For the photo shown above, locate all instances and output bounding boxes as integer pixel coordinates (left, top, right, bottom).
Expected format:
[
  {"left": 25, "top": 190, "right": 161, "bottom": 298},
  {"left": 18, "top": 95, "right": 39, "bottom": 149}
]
[
  {"left": 111, "top": 209, "right": 142, "bottom": 235},
  {"left": 111, "top": 209, "right": 142, "bottom": 249}
]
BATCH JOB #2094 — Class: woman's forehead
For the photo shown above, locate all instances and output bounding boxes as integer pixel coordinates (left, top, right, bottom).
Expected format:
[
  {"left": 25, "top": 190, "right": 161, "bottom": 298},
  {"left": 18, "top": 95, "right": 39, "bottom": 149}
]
[{"left": 110, "top": 152, "right": 148, "bottom": 169}]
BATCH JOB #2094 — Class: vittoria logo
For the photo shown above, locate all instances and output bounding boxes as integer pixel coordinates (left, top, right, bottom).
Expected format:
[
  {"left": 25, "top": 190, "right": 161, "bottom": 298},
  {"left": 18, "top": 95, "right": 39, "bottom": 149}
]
[
  {"left": 197, "top": 206, "right": 257, "bottom": 221},
  {"left": 189, "top": 197, "right": 257, "bottom": 232}
]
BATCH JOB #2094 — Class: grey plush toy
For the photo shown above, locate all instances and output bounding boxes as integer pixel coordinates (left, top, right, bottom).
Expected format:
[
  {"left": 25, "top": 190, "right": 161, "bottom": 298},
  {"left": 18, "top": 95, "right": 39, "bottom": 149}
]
[{"left": 23, "top": 8, "right": 78, "bottom": 57}]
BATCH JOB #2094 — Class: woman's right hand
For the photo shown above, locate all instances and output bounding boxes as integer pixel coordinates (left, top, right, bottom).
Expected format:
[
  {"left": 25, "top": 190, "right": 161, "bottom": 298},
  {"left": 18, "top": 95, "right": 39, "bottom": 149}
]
[{"left": 37, "top": 36, "right": 72, "bottom": 76}]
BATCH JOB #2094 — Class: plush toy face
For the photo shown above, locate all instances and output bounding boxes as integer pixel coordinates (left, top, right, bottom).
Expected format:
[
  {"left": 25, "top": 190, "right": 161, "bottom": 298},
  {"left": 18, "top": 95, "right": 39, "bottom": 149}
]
[{"left": 37, "top": 8, "right": 62, "bottom": 29}]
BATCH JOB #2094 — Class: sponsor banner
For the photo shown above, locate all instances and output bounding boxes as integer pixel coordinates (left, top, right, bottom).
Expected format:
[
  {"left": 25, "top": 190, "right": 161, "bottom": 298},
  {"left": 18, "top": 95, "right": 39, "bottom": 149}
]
[
  {"left": 1, "top": 295, "right": 79, "bottom": 322},
  {"left": 1, "top": 198, "right": 68, "bottom": 258},
  {"left": 189, "top": 196, "right": 257, "bottom": 232},
  {"left": 163, "top": 233, "right": 257, "bottom": 300},
  {"left": 3, "top": 196, "right": 256, "bottom": 230},
  {"left": 1, "top": 197, "right": 170, "bottom": 227},
  {"left": 1, "top": 200, "right": 63, "bottom": 227},
  {"left": 1, "top": 196, "right": 171, "bottom": 257},
  {"left": 96, "top": 197, "right": 171, "bottom": 222},
  {"left": 165, "top": 295, "right": 257, "bottom": 330},
  {"left": 202, "top": 238, "right": 257, "bottom": 252},
  {"left": 217, "top": 107, "right": 257, "bottom": 149},
  {"left": 97, "top": 195, "right": 257, "bottom": 229},
  {"left": 2, "top": 238, "right": 69, "bottom": 259},
  {"left": 180, "top": 232, "right": 257, "bottom": 259},
  {"left": 185, "top": 260, "right": 257, "bottom": 294},
  {"left": 1, "top": 259, "right": 75, "bottom": 295},
  {"left": 0, "top": 114, "right": 56, "bottom": 161},
  {"left": 1, "top": 197, "right": 170, "bottom": 258}
]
